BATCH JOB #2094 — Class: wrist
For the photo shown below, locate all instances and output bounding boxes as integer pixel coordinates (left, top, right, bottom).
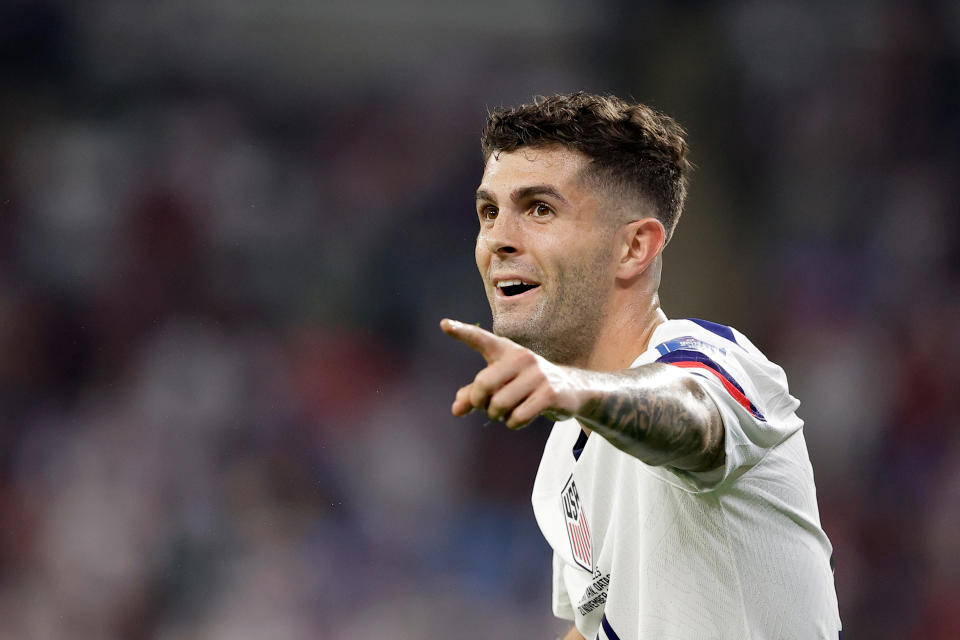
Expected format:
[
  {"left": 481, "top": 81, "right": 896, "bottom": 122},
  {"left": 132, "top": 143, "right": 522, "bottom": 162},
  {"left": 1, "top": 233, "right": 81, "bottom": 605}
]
[{"left": 564, "top": 367, "right": 604, "bottom": 418}]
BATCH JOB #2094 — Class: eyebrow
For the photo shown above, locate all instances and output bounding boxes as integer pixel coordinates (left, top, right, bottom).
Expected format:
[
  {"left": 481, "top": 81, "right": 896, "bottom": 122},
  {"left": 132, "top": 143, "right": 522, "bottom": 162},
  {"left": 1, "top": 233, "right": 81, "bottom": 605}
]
[{"left": 475, "top": 185, "right": 569, "bottom": 205}]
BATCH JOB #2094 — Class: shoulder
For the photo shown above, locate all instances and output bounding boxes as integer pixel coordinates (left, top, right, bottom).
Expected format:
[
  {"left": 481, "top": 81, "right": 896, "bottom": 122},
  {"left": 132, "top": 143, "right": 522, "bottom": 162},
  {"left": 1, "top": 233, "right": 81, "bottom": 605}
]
[
  {"left": 648, "top": 318, "right": 797, "bottom": 424},
  {"left": 649, "top": 318, "right": 778, "bottom": 373},
  {"left": 651, "top": 318, "right": 762, "bottom": 357}
]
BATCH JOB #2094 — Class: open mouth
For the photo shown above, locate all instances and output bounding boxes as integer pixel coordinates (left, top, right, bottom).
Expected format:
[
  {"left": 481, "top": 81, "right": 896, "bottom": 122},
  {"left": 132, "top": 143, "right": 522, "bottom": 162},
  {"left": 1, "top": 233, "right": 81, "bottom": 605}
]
[{"left": 496, "top": 279, "right": 541, "bottom": 297}]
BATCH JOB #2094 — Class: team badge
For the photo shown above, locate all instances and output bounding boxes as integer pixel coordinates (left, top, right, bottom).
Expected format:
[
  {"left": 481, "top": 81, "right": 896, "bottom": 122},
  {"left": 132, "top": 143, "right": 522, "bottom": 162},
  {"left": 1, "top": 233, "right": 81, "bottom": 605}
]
[{"left": 561, "top": 474, "right": 592, "bottom": 572}]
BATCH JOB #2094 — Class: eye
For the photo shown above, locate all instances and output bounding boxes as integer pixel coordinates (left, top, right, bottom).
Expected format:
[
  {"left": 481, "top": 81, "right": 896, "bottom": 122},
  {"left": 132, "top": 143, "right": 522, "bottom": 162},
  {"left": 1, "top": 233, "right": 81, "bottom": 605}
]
[
  {"left": 531, "top": 202, "right": 553, "bottom": 217},
  {"left": 479, "top": 205, "right": 498, "bottom": 221}
]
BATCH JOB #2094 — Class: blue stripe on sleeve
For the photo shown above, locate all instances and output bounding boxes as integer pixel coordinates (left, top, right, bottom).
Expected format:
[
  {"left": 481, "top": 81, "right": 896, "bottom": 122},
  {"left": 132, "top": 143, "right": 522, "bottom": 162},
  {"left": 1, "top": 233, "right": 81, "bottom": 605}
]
[
  {"left": 656, "top": 349, "right": 766, "bottom": 421},
  {"left": 687, "top": 318, "right": 738, "bottom": 345}
]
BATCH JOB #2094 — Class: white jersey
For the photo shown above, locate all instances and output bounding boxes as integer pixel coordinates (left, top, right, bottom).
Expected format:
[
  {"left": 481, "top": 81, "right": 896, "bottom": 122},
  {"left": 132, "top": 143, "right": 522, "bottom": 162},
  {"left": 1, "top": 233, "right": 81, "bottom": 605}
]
[{"left": 532, "top": 318, "right": 841, "bottom": 639}]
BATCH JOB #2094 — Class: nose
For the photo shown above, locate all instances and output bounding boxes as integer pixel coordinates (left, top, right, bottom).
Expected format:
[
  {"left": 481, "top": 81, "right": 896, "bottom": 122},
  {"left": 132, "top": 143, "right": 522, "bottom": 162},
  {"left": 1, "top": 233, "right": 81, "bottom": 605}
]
[{"left": 482, "top": 214, "right": 520, "bottom": 256}]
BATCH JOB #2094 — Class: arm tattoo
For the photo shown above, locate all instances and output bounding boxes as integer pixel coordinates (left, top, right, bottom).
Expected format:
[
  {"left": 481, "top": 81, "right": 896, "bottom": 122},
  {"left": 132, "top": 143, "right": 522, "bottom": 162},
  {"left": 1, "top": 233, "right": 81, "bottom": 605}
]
[{"left": 575, "top": 363, "right": 725, "bottom": 472}]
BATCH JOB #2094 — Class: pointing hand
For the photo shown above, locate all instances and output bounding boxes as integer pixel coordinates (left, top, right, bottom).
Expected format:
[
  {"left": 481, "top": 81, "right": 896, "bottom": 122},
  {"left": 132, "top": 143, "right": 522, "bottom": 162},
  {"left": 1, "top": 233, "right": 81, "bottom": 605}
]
[{"left": 440, "top": 319, "right": 581, "bottom": 429}]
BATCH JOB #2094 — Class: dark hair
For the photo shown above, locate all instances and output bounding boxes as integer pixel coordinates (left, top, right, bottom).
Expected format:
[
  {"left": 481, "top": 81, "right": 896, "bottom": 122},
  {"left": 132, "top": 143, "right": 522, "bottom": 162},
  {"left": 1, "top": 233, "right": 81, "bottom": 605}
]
[{"left": 481, "top": 92, "right": 691, "bottom": 240}]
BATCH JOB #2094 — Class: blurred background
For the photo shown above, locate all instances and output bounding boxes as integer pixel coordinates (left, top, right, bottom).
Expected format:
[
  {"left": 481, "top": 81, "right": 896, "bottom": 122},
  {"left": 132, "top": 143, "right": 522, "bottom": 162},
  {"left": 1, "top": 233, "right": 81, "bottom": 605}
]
[{"left": 1, "top": 0, "right": 958, "bottom": 637}]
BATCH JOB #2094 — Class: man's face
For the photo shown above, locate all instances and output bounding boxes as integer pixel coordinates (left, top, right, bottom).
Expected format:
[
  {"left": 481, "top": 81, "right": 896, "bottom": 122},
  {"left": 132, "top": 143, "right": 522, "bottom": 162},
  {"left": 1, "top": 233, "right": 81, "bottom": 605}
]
[{"left": 474, "top": 146, "right": 619, "bottom": 365}]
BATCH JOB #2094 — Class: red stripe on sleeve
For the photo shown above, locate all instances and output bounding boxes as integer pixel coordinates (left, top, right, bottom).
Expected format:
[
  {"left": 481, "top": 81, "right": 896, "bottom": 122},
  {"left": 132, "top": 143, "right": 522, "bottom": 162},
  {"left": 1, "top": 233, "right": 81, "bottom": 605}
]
[{"left": 667, "top": 361, "right": 755, "bottom": 415}]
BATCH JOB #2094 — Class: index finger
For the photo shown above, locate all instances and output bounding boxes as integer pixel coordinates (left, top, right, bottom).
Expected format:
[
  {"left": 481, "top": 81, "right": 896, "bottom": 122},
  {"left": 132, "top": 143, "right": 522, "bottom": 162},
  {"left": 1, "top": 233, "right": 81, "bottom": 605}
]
[{"left": 440, "top": 318, "right": 508, "bottom": 361}]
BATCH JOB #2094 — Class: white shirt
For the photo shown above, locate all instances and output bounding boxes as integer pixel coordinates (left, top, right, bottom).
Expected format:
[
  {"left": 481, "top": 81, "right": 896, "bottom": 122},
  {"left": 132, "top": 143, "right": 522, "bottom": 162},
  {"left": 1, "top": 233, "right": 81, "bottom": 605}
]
[{"left": 532, "top": 319, "right": 841, "bottom": 639}]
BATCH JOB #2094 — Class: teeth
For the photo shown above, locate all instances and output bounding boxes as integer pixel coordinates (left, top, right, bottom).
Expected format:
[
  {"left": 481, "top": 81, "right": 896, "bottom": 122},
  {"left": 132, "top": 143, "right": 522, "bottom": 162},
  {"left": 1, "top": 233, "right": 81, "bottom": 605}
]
[{"left": 497, "top": 279, "right": 523, "bottom": 288}]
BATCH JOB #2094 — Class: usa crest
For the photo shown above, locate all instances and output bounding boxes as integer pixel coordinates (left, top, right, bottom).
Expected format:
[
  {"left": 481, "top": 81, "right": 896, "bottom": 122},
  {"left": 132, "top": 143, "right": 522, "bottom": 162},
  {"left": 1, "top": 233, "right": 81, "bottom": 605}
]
[{"left": 561, "top": 475, "right": 592, "bottom": 572}]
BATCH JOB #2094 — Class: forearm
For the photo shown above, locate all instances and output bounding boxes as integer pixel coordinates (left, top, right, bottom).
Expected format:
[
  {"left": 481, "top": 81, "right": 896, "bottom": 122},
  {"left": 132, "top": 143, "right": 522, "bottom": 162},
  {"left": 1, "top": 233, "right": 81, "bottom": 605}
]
[
  {"left": 440, "top": 320, "right": 725, "bottom": 469},
  {"left": 571, "top": 363, "right": 725, "bottom": 472}
]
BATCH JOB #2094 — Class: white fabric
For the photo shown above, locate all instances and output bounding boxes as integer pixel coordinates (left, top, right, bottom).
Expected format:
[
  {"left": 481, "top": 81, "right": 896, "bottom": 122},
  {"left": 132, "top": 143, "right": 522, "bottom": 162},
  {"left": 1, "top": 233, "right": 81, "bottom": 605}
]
[{"left": 532, "top": 319, "right": 841, "bottom": 639}]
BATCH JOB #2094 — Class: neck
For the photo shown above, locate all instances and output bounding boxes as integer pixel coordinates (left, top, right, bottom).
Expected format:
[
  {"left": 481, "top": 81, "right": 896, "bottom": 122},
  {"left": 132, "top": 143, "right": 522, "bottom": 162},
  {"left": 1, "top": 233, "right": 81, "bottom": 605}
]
[
  {"left": 582, "top": 294, "right": 667, "bottom": 371},
  {"left": 573, "top": 294, "right": 665, "bottom": 438}
]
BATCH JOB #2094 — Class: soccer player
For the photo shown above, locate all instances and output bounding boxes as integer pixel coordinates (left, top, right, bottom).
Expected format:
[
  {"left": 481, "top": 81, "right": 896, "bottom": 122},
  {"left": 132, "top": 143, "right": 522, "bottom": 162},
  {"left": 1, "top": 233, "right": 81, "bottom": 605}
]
[{"left": 441, "top": 93, "right": 841, "bottom": 639}]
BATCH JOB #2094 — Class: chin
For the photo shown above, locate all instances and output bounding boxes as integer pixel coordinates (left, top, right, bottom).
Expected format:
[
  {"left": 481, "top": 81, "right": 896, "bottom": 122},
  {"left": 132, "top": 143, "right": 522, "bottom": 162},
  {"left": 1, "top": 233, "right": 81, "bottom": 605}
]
[
  {"left": 492, "top": 317, "right": 552, "bottom": 357},
  {"left": 492, "top": 314, "right": 593, "bottom": 366},
  {"left": 492, "top": 317, "right": 537, "bottom": 344}
]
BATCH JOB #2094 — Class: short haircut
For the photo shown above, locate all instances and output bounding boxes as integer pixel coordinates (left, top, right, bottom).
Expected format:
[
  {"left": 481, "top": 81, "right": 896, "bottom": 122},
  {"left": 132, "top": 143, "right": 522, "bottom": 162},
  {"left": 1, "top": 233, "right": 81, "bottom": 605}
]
[{"left": 480, "top": 92, "right": 691, "bottom": 241}]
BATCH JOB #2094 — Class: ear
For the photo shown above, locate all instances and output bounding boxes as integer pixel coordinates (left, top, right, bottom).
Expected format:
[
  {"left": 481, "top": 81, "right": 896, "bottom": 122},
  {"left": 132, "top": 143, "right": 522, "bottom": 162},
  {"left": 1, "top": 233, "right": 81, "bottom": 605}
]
[{"left": 615, "top": 217, "right": 666, "bottom": 280}]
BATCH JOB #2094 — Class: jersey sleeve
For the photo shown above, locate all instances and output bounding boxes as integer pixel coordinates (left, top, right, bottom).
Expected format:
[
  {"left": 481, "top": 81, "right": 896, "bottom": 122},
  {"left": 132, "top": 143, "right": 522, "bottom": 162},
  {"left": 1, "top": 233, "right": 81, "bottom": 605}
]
[
  {"left": 648, "top": 331, "right": 803, "bottom": 492},
  {"left": 551, "top": 551, "right": 575, "bottom": 620}
]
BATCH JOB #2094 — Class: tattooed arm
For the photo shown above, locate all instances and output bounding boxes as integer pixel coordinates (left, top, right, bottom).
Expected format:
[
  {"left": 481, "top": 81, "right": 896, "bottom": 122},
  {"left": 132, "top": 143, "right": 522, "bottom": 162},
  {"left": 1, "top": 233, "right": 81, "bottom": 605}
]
[
  {"left": 572, "top": 363, "right": 725, "bottom": 472},
  {"left": 441, "top": 319, "right": 725, "bottom": 473}
]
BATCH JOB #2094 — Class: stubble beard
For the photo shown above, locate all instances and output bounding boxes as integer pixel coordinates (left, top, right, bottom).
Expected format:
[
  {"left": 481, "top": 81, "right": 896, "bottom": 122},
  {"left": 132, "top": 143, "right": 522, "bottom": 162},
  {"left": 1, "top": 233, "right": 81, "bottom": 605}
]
[{"left": 490, "top": 260, "right": 611, "bottom": 366}]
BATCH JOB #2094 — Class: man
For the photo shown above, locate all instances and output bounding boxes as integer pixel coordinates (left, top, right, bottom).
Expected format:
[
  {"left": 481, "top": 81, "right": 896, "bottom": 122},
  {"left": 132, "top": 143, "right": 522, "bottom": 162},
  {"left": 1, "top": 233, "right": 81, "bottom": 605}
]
[{"left": 441, "top": 93, "right": 841, "bottom": 639}]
